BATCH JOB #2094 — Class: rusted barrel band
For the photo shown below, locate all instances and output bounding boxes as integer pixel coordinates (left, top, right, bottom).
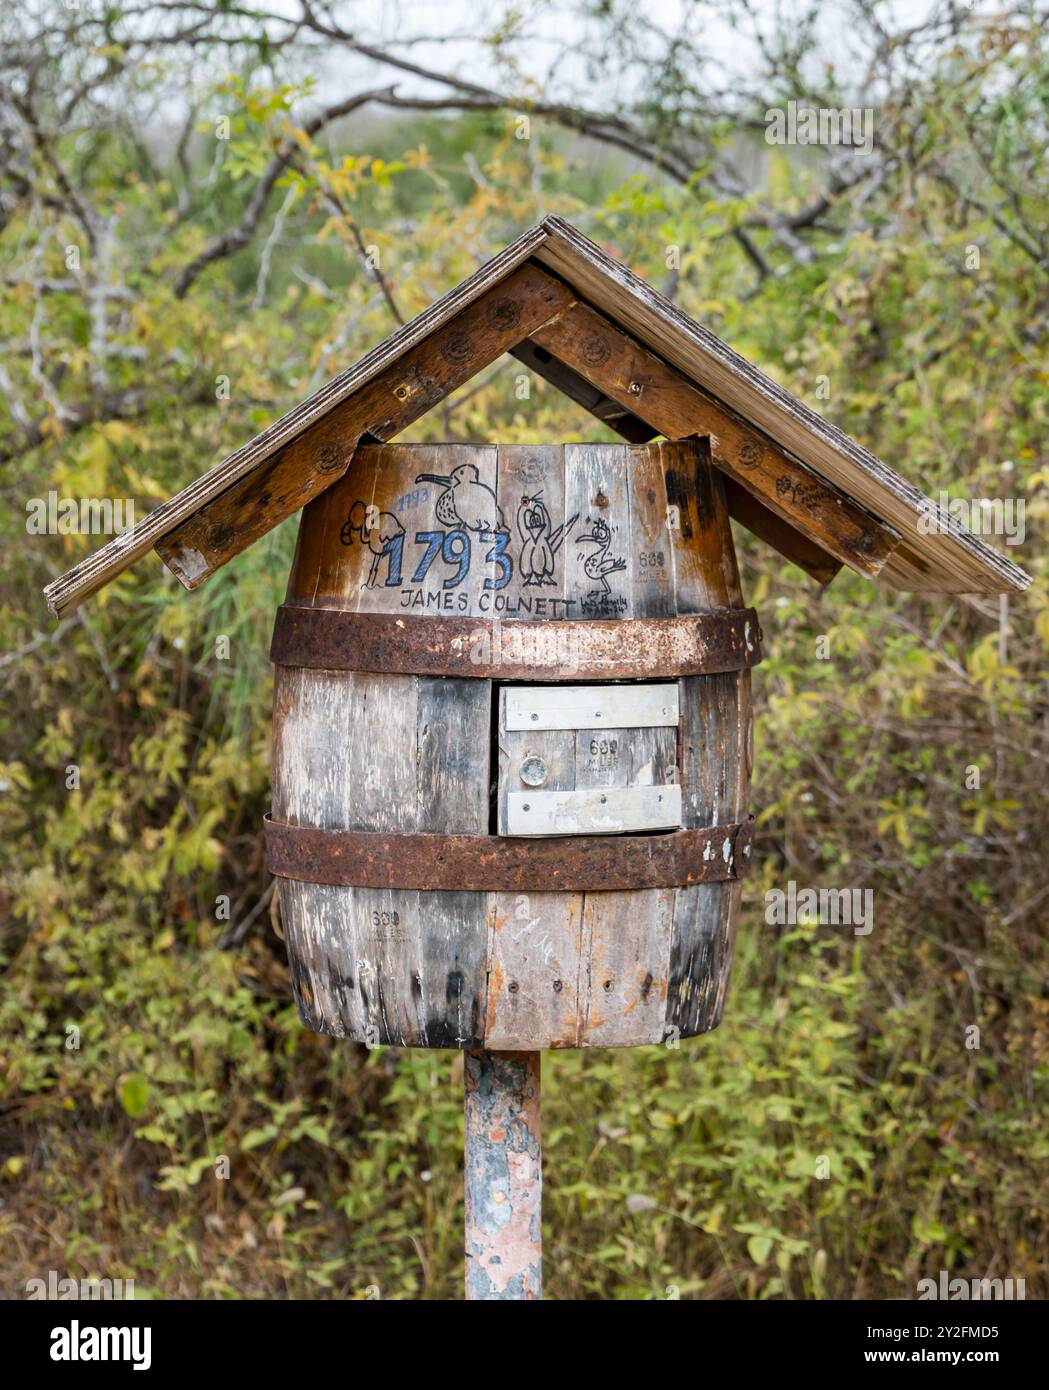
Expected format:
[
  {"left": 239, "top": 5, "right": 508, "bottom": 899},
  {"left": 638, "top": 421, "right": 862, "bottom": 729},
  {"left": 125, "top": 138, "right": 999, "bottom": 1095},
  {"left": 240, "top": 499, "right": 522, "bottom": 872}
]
[
  {"left": 264, "top": 814, "right": 755, "bottom": 892},
  {"left": 269, "top": 606, "right": 762, "bottom": 680}
]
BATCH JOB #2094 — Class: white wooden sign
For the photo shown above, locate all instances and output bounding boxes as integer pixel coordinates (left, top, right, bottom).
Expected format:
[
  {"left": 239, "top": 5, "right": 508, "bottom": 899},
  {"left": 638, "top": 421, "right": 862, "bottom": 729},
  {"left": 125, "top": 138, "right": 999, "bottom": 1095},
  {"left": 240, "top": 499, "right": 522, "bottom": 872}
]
[
  {"left": 504, "top": 683, "right": 679, "bottom": 732},
  {"left": 506, "top": 785, "right": 682, "bottom": 836}
]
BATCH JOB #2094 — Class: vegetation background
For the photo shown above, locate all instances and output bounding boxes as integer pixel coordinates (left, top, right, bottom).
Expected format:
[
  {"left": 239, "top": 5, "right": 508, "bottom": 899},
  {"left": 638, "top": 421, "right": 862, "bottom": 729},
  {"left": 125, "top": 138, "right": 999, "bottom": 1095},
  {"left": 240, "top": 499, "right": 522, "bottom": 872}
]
[{"left": 1, "top": 0, "right": 1046, "bottom": 1300}]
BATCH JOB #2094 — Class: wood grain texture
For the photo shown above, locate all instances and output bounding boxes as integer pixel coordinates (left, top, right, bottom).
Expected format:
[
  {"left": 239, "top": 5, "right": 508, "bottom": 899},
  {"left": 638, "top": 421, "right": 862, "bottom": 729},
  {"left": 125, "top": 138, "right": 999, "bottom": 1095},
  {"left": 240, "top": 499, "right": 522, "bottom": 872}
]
[
  {"left": 579, "top": 889, "right": 675, "bottom": 1048},
  {"left": 507, "top": 355, "right": 844, "bottom": 584},
  {"left": 415, "top": 676, "right": 491, "bottom": 1047},
  {"left": 665, "top": 437, "right": 743, "bottom": 611},
  {"left": 271, "top": 664, "right": 491, "bottom": 1047},
  {"left": 508, "top": 339, "right": 658, "bottom": 443},
  {"left": 663, "top": 460, "right": 753, "bottom": 1038},
  {"left": 155, "top": 266, "right": 573, "bottom": 591},
  {"left": 530, "top": 300, "right": 900, "bottom": 580},
  {"left": 720, "top": 474, "right": 842, "bottom": 586},
  {"left": 484, "top": 892, "right": 586, "bottom": 1050}
]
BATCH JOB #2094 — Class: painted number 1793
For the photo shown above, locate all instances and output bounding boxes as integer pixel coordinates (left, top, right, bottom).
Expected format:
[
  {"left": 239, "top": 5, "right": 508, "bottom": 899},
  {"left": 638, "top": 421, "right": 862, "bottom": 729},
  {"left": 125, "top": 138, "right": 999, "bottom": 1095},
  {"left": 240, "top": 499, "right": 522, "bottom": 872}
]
[{"left": 408, "top": 530, "right": 511, "bottom": 590}]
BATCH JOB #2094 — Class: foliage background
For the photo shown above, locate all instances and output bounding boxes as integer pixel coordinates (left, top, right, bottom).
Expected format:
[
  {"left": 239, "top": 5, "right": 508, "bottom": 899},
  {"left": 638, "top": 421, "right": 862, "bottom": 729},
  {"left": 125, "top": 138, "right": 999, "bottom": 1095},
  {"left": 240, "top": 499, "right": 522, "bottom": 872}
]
[{"left": 1, "top": 0, "right": 1046, "bottom": 1299}]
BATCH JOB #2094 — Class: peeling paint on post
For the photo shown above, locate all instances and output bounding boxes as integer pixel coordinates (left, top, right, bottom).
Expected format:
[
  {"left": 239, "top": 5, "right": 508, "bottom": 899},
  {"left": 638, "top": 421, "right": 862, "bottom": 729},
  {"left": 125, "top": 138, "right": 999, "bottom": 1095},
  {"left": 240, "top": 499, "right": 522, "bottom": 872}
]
[{"left": 464, "top": 1050, "right": 542, "bottom": 1300}]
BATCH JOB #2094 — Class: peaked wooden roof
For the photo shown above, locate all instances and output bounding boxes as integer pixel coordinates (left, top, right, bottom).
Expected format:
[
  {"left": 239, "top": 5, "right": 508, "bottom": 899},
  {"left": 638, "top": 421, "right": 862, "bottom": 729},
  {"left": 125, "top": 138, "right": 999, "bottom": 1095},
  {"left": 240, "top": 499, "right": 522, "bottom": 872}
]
[{"left": 44, "top": 215, "right": 1029, "bottom": 617}]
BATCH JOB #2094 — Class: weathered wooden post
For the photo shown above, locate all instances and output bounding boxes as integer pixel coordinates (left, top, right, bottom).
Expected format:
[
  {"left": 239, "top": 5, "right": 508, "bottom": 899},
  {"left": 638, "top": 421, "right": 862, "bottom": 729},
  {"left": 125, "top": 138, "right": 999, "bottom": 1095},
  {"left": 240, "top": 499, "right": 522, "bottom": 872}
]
[
  {"left": 43, "top": 217, "right": 1029, "bottom": 1302},
  {"left": 464, "top": 1051, "right": 542, "bottom": 1300}
]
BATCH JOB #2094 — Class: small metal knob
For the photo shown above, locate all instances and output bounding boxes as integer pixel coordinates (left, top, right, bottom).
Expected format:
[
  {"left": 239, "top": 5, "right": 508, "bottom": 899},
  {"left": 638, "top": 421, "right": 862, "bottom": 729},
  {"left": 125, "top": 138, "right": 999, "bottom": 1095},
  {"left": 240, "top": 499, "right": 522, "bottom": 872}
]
[{"left": 520, "top": 756, "right": 547, "bottom": 787}]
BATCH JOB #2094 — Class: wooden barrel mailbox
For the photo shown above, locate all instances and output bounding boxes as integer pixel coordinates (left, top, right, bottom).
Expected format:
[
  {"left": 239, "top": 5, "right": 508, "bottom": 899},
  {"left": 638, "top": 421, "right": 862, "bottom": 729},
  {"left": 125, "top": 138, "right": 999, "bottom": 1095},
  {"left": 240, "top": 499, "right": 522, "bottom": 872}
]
[
  {"left": 265, "top": 438, "right": 762, "bottom": 1051},
  {"left": 47, "top": 219, "right": 1026, "bottom": 1300}
]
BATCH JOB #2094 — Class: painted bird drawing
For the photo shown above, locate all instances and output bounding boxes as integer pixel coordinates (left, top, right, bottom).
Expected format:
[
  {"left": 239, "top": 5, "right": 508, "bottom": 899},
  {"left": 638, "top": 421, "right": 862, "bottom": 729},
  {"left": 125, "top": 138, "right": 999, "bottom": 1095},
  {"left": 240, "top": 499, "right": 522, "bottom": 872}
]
[
  {"left": 576, "top": 517, "right": 627, "bottom": 597},
  {"left": 414, "top": 464, "right": 506, "bottom": 533},
  {"left": 516, "top": 493, "right": 578, "bottom": 587},
  {"left": 340, "top": 499, "right": 405, "bottom": 589}
]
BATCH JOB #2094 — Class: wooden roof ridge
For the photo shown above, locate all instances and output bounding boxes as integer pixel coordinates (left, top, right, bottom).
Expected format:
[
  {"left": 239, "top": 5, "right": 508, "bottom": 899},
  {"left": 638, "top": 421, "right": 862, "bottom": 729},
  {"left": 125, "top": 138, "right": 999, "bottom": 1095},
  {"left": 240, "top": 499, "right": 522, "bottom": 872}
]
[{"left": 43, "top": 215, "right": 1030, "bottom": 617}]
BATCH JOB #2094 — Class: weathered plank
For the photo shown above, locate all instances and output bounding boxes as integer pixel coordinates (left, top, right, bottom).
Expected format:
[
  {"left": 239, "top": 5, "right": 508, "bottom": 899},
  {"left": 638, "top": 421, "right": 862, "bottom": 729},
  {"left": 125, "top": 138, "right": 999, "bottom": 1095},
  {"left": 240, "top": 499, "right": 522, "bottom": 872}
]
[
  {"left": 509, "top": 339, "right": 657, "bottom": 443},
  {"left": 663, "top": 438, "right": 743, "bottom": 611},
  {"left": 578, "top": 889, "right": 675, "bottom": 1048},
  {"left": 496, "top": 444, "right": 572, "bottom": 619},
  {"left": 484, "top": 891, "right": 585, "bottom": 1049},
  {"left": 573, "top": 723, "right": 677, "bottom": 792},
  {"left": 667, "top": 671, "right": 752, "bottom": 1037},
  {"left": 627, "top": 439, "right": 677, "bottom": 617},
  {"left": 415, "top": 676, "right": 491, "bottom": 1047},
  {"left": 530, "top": 300, "right": 900, "bottom": 579},
  {"left": 720, "top": 475, "right": 843, "bottom": 586},
  {"left": 155, "top": 264, "right": 575, "bottom": 591},
  {"left": 563, "top": 442, "right": 632, "bottom": 619}
]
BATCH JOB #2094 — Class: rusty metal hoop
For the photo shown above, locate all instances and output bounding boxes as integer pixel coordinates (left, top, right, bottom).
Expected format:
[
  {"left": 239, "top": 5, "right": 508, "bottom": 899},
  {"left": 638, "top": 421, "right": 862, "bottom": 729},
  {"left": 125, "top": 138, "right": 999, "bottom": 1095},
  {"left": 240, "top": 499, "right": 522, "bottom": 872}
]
[
  {"left": 264, "top": 815, "right": 755, "bottom": 891},
  {"left": 269, "top": 606, "right": 763, "bottom": 679}
]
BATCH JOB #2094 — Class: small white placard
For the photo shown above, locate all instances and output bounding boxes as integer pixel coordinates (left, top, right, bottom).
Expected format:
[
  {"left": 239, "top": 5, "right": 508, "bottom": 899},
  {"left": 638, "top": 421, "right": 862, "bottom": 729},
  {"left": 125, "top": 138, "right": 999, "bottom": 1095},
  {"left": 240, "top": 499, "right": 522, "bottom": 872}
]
[
  {"left": 506, "top": 784, "right": 683, "bottom": 837},
  {"left": 504, "top": 683, "right": 679, "bottom": 732}
]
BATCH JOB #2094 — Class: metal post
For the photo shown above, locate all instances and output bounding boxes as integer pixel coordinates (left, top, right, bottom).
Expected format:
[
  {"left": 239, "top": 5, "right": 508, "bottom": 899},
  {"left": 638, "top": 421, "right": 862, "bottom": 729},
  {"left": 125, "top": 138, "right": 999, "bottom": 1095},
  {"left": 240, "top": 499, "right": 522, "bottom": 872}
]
[{"left": 464, "top": 1050, "right": 542, "bottom": 1300}]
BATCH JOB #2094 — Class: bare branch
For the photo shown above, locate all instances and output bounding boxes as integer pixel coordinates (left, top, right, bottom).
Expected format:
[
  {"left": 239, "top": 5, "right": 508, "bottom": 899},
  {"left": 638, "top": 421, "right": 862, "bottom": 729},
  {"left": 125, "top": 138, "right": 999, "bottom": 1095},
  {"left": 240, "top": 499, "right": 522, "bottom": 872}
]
[{"left": 172, "top": 85, "right": 397, "bottom": 297}]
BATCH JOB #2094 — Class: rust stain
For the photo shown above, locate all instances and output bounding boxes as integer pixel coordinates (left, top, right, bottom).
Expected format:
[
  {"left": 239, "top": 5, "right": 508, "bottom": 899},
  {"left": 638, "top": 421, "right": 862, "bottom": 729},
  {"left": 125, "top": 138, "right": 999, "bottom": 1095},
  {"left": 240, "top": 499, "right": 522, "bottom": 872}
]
[{"left": 485, "top": 959, "right": 505, "bottom": 1036}]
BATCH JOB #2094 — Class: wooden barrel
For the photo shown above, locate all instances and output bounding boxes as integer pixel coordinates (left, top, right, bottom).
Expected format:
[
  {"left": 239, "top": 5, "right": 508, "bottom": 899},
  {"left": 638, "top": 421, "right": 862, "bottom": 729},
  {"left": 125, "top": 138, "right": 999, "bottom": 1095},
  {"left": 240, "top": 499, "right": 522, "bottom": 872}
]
[{"left": 267, "top": 439, "right": 759, "bottom": 1049}]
